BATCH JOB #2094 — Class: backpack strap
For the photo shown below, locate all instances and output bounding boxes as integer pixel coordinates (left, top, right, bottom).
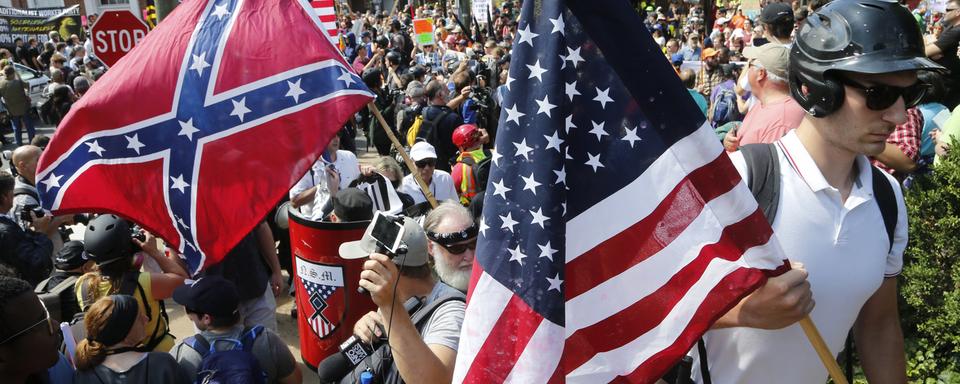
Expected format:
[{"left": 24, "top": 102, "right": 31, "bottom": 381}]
[
  {"left": 240, "top": 325, "right": 265, "bottom": 353},
  {"left": 185, "top": 334, "right": 212, "bottom": 359},
  {"left": 120, "top": 271, "right": 172, "bottom": 352},
  {"left": 40, "top": 275, "right": 78, "bottom": 296},
  {"left": 410, "top": 291, "right": 466, "bottom": 329},
  {"left": 870, "top": 167, "right": 898, "bottom": 253},
  {"left": 13, "top": 185, "right": 40, "bottom": 203},
  {"left": 739, "top": 143, "right": 781, "bottom": 224},
  {"left": 35, "top": 276, "right": 53, "bottom": 293}
]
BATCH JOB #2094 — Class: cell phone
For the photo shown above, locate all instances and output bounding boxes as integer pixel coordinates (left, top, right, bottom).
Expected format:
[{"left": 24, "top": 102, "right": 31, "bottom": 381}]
[{"left": 370, "top": 211, "right": 405, "bottom": 256}]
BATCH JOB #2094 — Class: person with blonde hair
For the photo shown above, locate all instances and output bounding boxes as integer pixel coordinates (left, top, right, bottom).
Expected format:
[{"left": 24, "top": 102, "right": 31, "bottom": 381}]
[{"left": 74, "top": 295, "right": 188, "bottom": 383}]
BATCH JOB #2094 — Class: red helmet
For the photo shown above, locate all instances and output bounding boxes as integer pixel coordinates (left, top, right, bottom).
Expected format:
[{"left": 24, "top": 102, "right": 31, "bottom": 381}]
[{"left": 452, "top": 124, "right": 481, "bottom": 149}]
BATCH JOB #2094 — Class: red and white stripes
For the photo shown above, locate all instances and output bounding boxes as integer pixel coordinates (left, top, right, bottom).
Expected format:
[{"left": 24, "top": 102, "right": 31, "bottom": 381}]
[{"left": 310, "top": 0, "right": 338, "bottom": 43}]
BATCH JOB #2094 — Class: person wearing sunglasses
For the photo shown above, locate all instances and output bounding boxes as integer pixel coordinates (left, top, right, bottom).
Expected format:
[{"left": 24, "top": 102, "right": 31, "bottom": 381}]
[
  {"left": 398, "top": 141, "right": 459, "bottom": 206},
  {"left": 925, "top": 0, "right": 960, "bottom": 108},
  {"left": 0, "top": 275, "right": 74, "bottom": 384},
  {"left": 695, "top": 1, "right": 946, "bottom": 383},
  {"left": 424, "top": 201, "right": 477, "bottom": 292}
]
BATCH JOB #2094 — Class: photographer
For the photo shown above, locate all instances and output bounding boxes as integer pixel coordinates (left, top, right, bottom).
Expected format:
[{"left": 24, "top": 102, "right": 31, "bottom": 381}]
[
  {"left": 0, "top": 170, "right": 54, "bottom": 285},
  {"left": 336, "top": 215, "right": 465, "bottom": 384},
  {"left": 363, "top": 68, "right": 400, "bottom": 156},
  {"left": 9, "top": 145, "right": 70, "bottom": 253},
  {"left": 76, "top": 214, "right": 188, "bottom": 352}
]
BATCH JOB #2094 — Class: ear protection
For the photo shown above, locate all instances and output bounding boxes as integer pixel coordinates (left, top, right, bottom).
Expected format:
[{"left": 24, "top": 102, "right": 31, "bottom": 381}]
[{"left": 790, "top": 70, "right": 845, "bottom": 118}]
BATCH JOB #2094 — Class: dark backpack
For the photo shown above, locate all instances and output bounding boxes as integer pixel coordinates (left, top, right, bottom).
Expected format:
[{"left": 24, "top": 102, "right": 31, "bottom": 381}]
[
  {"left": 415, "top": 108, "right": 452, "bottom": 146},
  {"left": 35, "top": 274, "right": 79, "bottom": 323},
  {"left": 185, "top": 325, "right": 267, "bottom": 384},
  {"left": 339, "top": 292, "right": 466, "bottom": 384},
  {"left": 709, "top": 87, "right": 741, "bottom": 128}
]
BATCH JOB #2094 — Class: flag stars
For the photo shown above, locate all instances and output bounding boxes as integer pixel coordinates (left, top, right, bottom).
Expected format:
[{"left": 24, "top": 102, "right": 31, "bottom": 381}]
[
  {"left": 586, "top": 152, "right": 605, "bottom": 172},
  {"left": 554, "top": 165, "right": 567, "bottom": 186},
  {"left": 505, "top": 104, "right": 525, "bottom": 125},
  {"left": 500, "top": 212, "right": 518, "bottom": 233},
  {"left": 178, "top": 118, "right": 200, "bottom": 141},
  {"left": 550, "top": 14, "right": 565, "bottom": 35},
  {"left": 517, "top": 24, "right": 539, "bottom": 46},
  {"left": 479, "top": 220, "right": 489, "bottom": 237},
  {"left": 337, "top": 69, "right": 356, "bottom": 87},
  {"left": 230, "top": 97, "right": 252, "bottom": 122},
  {"left": 41, "top": 173, "right": 62, "bottom": 191},
  {"left": 508, "top": 244, "right": 527, "bottom": 265},
  {"left": 535, "top": 95, "right": 556, "bottom": 117},
  {"left": 125, "top": 134, "right": 145, "bottom": 155},
  {"left": 526, "top": 59, "right": 548, "bottom": 82},
  {"left": 565, "top": 46, "right": 585, "bottom": 68},
  {"left": 190, "top": 52, "right": 210, "bottom": 77},
  {"left": 589, "top": 120, "right": 609, "bottom": 141},
  {"left": 286, "top": 79, "right": 306, "bottom": 103},
  {"left": 505, "top": 76, "right": 515, "bottom": 91},
  {"left": 513, "top": 139, "right": 533, "bottom": 161},
  {"left": 594, "top": 87, "right": 614, "bottom": 109},
  {"left": 492, "top": 178, "right": 511, "bottom": 199},
  {"left": 543, "top": 131, "right": 562, "bottom": 153},
  {"left": 565, "top": 115, "right": 576, "bottom": 133},
  {"left": 85, "top": 140, "right": 105, "bottom": 156},
  {"left": 565, "top": 81, "right": 580, "bottom": 101},
  {"left": 622, "top": 126, "right": 642, "bottom": 147},
  {"left": 521, "top": 173, "right": 542, "bottom": 195},
  {"left": 546, "top": 273, "right": 563, "bottom": 292},
  {"left": 529, "top": 207, "right": 549, "bottom": 228},
  {"left": 538, "top": 241, "right": 558, "bottom": 260},
  {"left": 491, "top": 148, "right": 502, "bottom": 166},
  {"left": 170, "top": 174, "right": 190, "bottom": 193},
  {"left": 211, "top": 3, "right": 231, "bottom": 19}
]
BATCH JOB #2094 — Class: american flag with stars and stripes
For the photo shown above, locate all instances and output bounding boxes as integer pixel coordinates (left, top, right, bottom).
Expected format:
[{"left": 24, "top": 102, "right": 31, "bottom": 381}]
[
  {"left": 310, "top": 0, "right": 338, "bottom": 43},
  {"left": 453, "top": 0, "right": 789, "bottom": 383},
  {"left": 303, "top": 278, "right": 343, "bottom": 338}
]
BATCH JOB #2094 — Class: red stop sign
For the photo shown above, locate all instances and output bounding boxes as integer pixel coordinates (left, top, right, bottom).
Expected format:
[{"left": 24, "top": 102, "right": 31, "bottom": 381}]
[{"left": 90, "top": 11, "right": 150, "bottom": 68}]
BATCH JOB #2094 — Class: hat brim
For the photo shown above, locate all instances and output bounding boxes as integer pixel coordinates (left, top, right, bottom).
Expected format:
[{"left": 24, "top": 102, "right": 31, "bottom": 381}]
[
  {"left": 172, "top": 284, "right": 197, "bottom": 309},
  {"left": 339, "top": 239, "right": 373, "bottom": 259}
]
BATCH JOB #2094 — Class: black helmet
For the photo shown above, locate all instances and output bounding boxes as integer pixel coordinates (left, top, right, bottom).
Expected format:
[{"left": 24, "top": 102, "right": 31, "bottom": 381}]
[
  {"left": 789, "top": 0, "right": 945, "bottom": 117},
  {"left": 83, "top": 214, "right": 134, "bottom": 264},
  {"left": 385, "top": 50, "right": 401, "bottom": 65}
]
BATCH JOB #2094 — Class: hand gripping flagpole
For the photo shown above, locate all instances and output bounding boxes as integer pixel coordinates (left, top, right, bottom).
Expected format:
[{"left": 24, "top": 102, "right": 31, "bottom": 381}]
[
  {"left": 800, "top": 316, "right": 849, "bottom": 384},
  {"left": 367, "top": 102, "right": 439, "bottom": 209}
]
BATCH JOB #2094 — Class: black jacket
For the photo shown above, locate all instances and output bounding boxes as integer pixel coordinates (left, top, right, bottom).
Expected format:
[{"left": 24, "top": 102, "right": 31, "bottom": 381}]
[{"left": 0, "top": 215, "right": 53, "bottom": 285}]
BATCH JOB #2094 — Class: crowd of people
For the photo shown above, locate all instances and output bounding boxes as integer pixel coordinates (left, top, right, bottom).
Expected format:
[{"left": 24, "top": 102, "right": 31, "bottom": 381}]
[{"left": 0, "top": 0, "right": 959, "bottom": 383}]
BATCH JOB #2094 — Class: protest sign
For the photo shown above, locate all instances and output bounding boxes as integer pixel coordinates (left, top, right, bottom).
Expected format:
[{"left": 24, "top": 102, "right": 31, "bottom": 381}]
[
  {"left": 0, "top": 5, "right": 82, "bottom": 48},
  {"left": 413, "top": 18, "right": 435, "bottom": 46},
  {"left": 472, "top": 0, "right": 492, "bottom": 23}
]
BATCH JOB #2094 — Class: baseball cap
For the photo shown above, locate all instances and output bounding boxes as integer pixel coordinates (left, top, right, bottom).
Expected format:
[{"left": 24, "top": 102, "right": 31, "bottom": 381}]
[
  {"left": 670, "top": 53, "right": 684, "bottom": 65},
  {"left": 54, "top": 240, "right": 88, "bottom": 271},
  {"left": 410, "top": 141, "right": 437, "bottom": 161},
  {"left": 701, "top": 47, "right": 719, "bottom": 59},
  {"left": 743, "top": 43, "right": 790, "bottom": 79},
  {"left": 333, "top": 188, "right": 374, "bottom": 222},
  {"left": 760, "top": 2, "right": 794, "bottom": 24},
  {"left": 172, "top": 275, "right": 240, "bottom": 317},
  {"left": 338, "top": 216, "right": 429, "bottom": 267}
]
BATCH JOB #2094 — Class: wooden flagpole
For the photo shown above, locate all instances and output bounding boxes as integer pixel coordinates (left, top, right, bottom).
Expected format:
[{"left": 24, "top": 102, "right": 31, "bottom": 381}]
[
  {"left": 367, "top": 102, "right": 439, "bottom": 209},
  {"left": 800, "top": 317, "right": 849, "bottom": 384}
]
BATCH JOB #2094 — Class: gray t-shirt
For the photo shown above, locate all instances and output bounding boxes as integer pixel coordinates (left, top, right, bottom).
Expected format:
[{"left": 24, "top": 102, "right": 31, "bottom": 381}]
[
  {"left": 75, "top": 352, "right": 189, "bottom": 384},
  {"left": 169, "top": 325, "right": 297, "bottom": 383},
  {"left": 419, "top": 282, "right": 466, "bottom": 352}
]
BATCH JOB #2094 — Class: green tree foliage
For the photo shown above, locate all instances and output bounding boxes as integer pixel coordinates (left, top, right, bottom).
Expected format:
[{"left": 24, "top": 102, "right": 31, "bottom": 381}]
[{"left": 900, "top": 148, "right": 960, "bottom": 382}]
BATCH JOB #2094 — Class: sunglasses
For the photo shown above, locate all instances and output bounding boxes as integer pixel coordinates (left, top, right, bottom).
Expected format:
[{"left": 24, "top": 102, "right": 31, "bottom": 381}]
[
  {"left": 0, "top": 299, "right": 53, "bottom": 345},
  {"left": 440, "top": 238, "right": 477, "bottom": 254},
  {"left": 415, "top": 158, "right": 436, "bottom": 168},
  {"left": 836, "top": 76, "right": 928, "bottom": 111}
]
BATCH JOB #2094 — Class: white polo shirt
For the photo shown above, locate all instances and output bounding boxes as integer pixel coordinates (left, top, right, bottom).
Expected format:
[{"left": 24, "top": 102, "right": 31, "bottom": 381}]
[
  {"left": 693, "top": 130, "right": 907, "bottom": 384},
  {"left": 399, "top": 170, "right": 459, "bottom": 205},
  {"left": 288, "top": 150, "right": 360, "bottom": 217}
]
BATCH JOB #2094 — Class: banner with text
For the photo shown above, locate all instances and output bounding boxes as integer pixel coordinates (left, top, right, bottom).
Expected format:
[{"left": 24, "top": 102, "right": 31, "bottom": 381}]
[{"left": 0, "top": 6, "right": 83, "bottom": 49}]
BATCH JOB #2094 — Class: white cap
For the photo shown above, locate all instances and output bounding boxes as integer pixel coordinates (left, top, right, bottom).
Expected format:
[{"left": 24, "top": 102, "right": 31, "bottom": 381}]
[{"left": 410, "top": 141, "right": 437, "bottom": 161}]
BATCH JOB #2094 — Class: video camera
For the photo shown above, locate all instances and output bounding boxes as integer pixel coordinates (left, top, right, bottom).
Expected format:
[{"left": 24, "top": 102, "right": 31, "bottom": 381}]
[{"left": 19, "top": 204, "right": 45, "bottom": 222}]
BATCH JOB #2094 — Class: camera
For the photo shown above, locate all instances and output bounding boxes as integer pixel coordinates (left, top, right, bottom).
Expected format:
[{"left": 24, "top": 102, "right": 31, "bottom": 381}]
[
  {"left": 130, "top": 224, "right": 146, "bottom": 242},
  {"left": 19, "top": 204, "right": 45, "bottom": 222},
  {"left": 369, "top": 212, "right": 406, "bottom": 257}
]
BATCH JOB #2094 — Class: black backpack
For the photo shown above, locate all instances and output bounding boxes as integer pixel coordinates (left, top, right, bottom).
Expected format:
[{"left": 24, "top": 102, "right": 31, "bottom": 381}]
[
  {"left": 415, "top": 108, "right": 452, "bottom": 146},
  {"left": 184, "top": 325, "right": 267, "bottom": 384}
]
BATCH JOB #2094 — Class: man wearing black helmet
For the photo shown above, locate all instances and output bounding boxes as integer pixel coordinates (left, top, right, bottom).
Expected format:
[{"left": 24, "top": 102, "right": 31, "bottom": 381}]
[
  {"left": 926, "top": 0, "right": 960, "bottom": 108},
  {"left": 694, "top": 1, "right": 943, "bottom": 382}
]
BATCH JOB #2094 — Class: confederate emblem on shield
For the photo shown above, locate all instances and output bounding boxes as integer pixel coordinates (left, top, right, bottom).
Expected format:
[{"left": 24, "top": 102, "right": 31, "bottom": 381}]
[{"left": 296, "top": 257, "right": 345, "bottom": 339}]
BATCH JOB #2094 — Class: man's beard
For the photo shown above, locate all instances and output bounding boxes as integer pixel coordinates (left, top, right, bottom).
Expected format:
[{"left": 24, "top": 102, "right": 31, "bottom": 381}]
[{"left": 435, "top": 253, "right": 471, "bottom": 291}]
